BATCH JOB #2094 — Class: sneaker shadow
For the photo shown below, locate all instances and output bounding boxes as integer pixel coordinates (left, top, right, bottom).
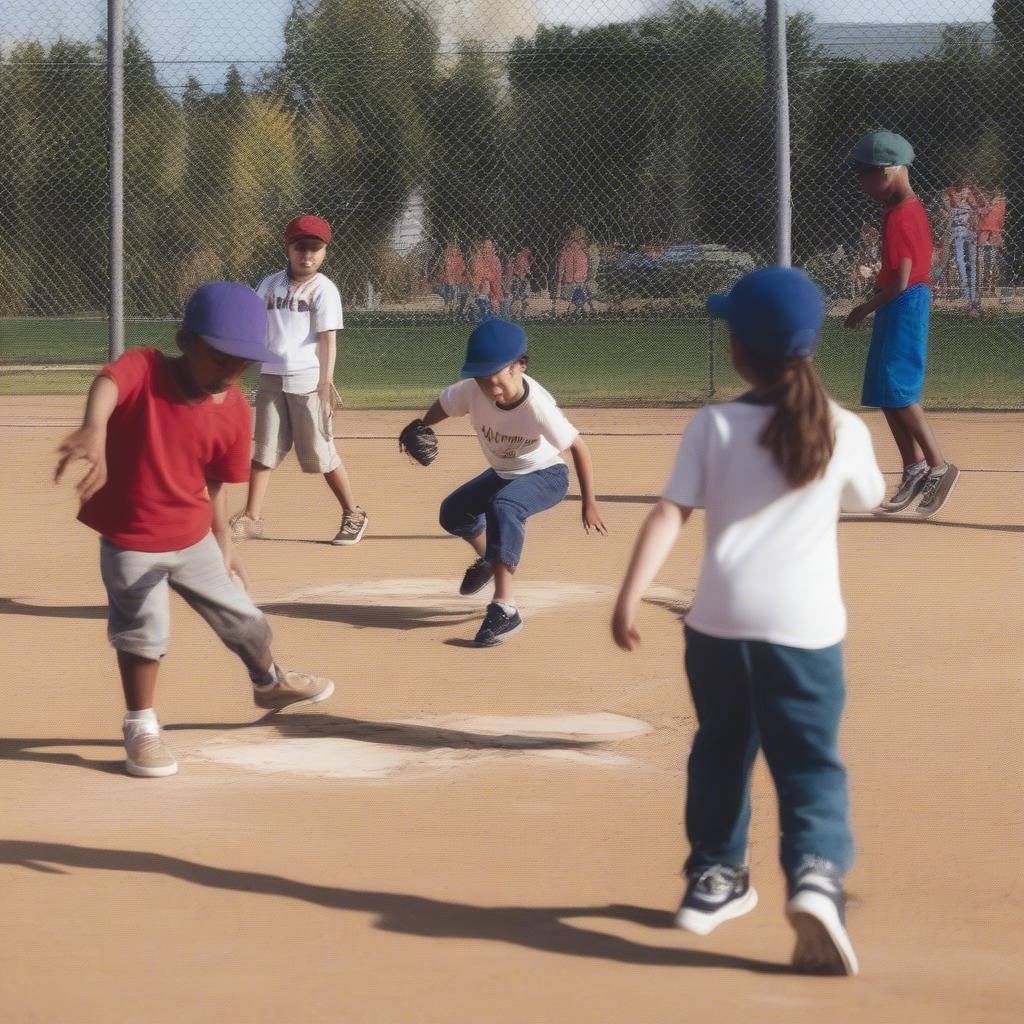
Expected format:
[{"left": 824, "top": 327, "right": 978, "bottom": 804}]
[
  {"left": 260, "top": 601, "right": 479, "bottom": 631},
  {"left": 442, "top": 637, "right": 482, "bottom": 648},
  {"left": 167, "top": 712, "right": 603, "bottom": 752},
  {"left": 0, "top": 840, "right": 788, "bottom": 974},
  {"left": 0, "top": 736, "right": 125, "bottom": 775},
  {"left": 0, "top": 597, "right": 107, "bottom": 619}
]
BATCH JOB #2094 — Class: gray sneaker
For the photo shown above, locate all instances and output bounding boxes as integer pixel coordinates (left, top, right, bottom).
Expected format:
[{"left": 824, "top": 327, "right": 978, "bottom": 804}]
[
  {"left": 874, "top": 463, "right": 927, "bottom": 514},
  {"left": 332, "top": 506, "right": 368, "bottom": 546},
  {"left": 915, "top": 463, "right": 960, "bottom": 518},
  {"left": 230, "top": 511, "right": 264, "bottom": 542},
  {"left": 123, "top": 722, "right": 178, "bottom": 778},
  {"left": 253, "top": 670, "right": 335, "bottom": 712}
]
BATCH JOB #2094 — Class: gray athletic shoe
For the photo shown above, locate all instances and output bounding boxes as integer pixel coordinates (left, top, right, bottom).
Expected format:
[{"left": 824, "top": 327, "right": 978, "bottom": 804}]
[
  {"left": 915, "top": 463, "right": 960, "bottom": 518},
  {"left": 874, "top": 463, "right": 927, "bottom": 514},
  {"left": 332, "top": 506, "right": 368, "bottom": 546},
  {"left": 123, "top": 722, "right": 178, "bottom": 778},
  {"left": 254, "top": 671, "right": 335, "bottom": 712}
]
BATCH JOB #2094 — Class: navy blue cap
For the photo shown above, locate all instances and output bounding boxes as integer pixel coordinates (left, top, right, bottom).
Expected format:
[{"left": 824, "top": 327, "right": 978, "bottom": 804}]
[
  {"left": 461, "top": 318, "right": 528, "bottom": 377},
  {"left": 183, "top": 281, "right": 273, "bottom": 362},
  {"left": 706, "top": 267, "right": 825, "bottom": 359}
]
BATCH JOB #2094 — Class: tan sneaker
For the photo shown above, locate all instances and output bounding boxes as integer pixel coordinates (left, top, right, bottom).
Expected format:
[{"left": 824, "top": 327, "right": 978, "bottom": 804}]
[
  {"left": 331, "top": 506, "right": 368, "bottom": 546},
  {"left": 253, "top": 671, "right": 335, "bottom": 713},
  {"left": 230, "top": 511, "right": 264, "bottom": 542},
  {"left": 123, "top": 723, "right": 178, "bottom": 778}
]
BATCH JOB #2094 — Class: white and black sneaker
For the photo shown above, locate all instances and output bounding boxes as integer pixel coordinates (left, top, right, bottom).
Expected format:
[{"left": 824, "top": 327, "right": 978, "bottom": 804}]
[
  {"left": 675, "top": 864, "right": 758, "bottom": 936},
  {"left": 786, "top": 856, "right": 859, "bottom": 977},
  {"left": 473, "top": 602, "right": 523, "bottom": 647}
]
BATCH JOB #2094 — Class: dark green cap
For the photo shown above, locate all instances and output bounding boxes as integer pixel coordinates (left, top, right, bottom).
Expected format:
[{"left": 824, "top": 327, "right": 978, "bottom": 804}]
[{"left": 849, "top": 131, "right": 915, "bottom": 169}]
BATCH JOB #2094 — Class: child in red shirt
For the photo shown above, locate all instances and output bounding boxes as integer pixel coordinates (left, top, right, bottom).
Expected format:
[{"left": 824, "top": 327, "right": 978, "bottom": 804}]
[
  {"left": 55, "top": 282, "right": 335, "bottom": 778},
  {"left": 845, "top": 131, "right": 959, "bottom": 519}
]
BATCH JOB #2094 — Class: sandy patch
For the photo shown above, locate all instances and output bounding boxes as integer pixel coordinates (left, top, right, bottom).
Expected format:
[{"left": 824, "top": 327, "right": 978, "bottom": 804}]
[
  {"left": 265, "top": 577, "right": 615, "bottom": 615},
  {"left": 185, "top": 712, "right": 652, "bottom": 780}
]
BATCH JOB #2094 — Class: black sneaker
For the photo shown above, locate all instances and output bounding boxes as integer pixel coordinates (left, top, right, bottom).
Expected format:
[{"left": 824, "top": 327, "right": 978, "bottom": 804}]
[
  {"left": 675, "top": 864, "right": 758, "bottom": 935},
  {"left": 786, "top": 856, "right": 859, "bottom": 976},
  {"left": 473, "top": 602, "right": 523, "bottom": 647},
  {"left": 459, "top": 557, "right": 494, "bottom": 596}
]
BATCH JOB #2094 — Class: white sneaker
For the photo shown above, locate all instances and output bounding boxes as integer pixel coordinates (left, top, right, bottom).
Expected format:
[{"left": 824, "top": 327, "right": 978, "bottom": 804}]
[{"left": 123, "top": 721, "right": 178, "bottom": 778}]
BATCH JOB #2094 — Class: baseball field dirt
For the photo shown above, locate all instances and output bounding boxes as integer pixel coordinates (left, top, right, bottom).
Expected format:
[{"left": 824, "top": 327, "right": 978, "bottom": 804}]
[{"left": 1, "top": 400, "right": 1020, "bottom": 1023}]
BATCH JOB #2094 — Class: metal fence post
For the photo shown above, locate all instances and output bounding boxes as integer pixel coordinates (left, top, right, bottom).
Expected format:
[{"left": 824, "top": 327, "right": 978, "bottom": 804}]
[
  {"left": 108, "top": 0, "right": 125, "bottom": 359},
  {"left": 766, "top": 0, "right": 792, "bottom": 268}
]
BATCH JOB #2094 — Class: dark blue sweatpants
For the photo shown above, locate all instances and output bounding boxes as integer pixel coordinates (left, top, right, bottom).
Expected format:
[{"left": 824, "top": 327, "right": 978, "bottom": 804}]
[{"left": 683, "top": 625, "right": 854, "bottom": 882}]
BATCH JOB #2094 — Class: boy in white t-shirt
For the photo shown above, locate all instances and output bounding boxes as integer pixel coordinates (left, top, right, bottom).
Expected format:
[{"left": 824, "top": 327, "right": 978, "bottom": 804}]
[
  {"left": 613, "top": 268, "right": 884, "bottom": 976},
  {"left": 230, "top": 215, "right": 367, "bottom": 545},
  {"left": 412, "top": 319, "right": 607, "bottom": 646}
]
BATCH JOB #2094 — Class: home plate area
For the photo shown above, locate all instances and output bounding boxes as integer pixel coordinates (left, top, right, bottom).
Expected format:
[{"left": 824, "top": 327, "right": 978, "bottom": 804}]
[
  {"left": 185, "top": 712, "right": 654, "bottom": 780},
  {"left": 179, "top": 578, "right": 690, "bottom": 780}
]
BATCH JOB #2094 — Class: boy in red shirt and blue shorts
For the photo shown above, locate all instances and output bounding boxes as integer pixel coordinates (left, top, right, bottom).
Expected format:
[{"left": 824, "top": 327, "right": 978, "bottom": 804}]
[
  {"left": 845, "top": 131, "right": 959, "bottom": 518},
  {"left": 55, "top": 282, "right": 334, "bottom": 779}
]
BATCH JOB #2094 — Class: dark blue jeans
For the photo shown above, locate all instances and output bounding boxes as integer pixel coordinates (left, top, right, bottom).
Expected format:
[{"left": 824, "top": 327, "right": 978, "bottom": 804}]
[
  {"left": 439, "top": 464, "right": 569, "bottom": 569},
  {"left": 683, "top": 625, "right": 854, "bottom": 881}
]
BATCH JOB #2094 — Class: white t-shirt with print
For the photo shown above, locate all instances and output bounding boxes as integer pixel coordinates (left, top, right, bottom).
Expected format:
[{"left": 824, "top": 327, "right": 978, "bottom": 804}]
[
  {"left": 439, "top": 375, "right": 579, "bottom": 479},
  {"left": 663, "top": 399, "right": 885, "bottom": 649},
  {"left": 256, "top": 270, "right": 344, "bottom": 377}
]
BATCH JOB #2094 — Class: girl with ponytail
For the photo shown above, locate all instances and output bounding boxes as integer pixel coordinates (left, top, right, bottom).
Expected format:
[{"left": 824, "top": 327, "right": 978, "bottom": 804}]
[{"left": 612, "top": 268, "right": 885, "bottom": 977}]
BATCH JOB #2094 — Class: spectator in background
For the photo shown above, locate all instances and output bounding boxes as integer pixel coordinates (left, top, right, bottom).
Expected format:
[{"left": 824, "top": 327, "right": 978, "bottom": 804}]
[
  {"left": 977, "top": 189, "right": 1010, "bottom": 306},
  {"left": 469, "top": 239, "right": 504, "bottom": 321},
  {"left": 942, "top": 177, "right": 985, "bottom": 313},
  {"left": 435, "top": 241, "right": 466, "bottom": 317},
  {"left": 585, "top": 234, "right": 601, "bottom": 314},
  {"left": 505, "top": 246, "right": 532, "bottom": 320},
  {"left": 557, "top": 226, "right": 590, "bottom": 318}
]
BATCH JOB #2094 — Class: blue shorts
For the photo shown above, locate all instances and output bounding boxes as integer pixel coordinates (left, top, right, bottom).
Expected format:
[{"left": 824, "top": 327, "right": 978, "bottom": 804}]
[{"left": 861, "top": 284, "right": 930, "bottom": 409}]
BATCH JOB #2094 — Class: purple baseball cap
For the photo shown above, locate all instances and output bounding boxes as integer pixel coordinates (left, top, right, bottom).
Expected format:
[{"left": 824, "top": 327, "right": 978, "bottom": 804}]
[{"left": 183, "top": 281, "right": 273, "bottom": 361}]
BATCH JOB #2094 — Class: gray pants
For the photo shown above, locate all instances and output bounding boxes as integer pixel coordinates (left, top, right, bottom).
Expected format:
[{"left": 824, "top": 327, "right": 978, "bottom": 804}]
[{"left": 100, "top": 532, "right": 272, "bottom": 666}]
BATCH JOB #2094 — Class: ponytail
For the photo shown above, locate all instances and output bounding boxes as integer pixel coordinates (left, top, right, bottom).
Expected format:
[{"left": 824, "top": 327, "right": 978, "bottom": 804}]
[{"left": 743, "top": 350, "right": 835, "bottom": 488}]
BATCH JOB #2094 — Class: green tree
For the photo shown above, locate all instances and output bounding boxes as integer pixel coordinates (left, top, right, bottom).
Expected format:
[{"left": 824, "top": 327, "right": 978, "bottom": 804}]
[{"left": 280, "top": 0, "right": 439, "bottom": 299}]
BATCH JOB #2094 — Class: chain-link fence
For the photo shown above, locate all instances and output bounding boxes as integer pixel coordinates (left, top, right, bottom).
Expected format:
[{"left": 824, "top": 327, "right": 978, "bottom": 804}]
[{"left": 1, "top": 0, "right": 1022, "bottom": 407}]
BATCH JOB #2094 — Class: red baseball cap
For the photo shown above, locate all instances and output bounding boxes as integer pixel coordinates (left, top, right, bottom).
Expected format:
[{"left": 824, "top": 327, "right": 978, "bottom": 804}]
[{"left": 284, "top": 215, "right": 332, "bottom": 244}]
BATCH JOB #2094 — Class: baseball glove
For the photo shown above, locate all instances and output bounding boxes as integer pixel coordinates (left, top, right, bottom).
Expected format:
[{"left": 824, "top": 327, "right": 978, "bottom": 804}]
[{"left": 399, "top": 418, "right": 438, "bottom": 466}]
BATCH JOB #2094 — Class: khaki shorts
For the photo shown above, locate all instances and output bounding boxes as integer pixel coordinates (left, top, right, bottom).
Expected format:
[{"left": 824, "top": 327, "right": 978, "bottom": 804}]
[{"left": 253, "top": 373, "right": 341, "bottom": 473}]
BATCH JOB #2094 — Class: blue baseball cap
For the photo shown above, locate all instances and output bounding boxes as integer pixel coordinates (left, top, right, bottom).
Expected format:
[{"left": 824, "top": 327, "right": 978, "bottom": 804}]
[
  {"left": 183, "top": 281, "right": 273, "bottom": 362},
  {"left": 706, "top": 267, "right": 825, "bottom": 359},
  {"left": 461, "top": 318, "right": 528, "bottom": 377}
]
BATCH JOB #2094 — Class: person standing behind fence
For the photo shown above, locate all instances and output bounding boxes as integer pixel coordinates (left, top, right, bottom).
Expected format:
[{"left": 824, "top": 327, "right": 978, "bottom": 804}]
[
  {"left": 505, "top": 246, "right": 532, "bottom": 319},
  {"left": 435, "top": 240, "right": 466, "bottom": 317},
  {"left": 612, "top": 267, "right": 884, "bottom": 976},
  {"left": 845, "top": 131, "right": 959, "bottom": 519},
  {"left": 230, "top": 215, "right": 368, "bottom": 546},
  {"left": 943, "top": 177, "right": 984, "bottom": 313},
  {"left": 468, "top": 239, "right": 504, "bottom": 320},
  {"left": 977, "top": 189, "right": 1010, "bottom": 305},
  {"left": 556, "top": 226, "right": 590, "bottom": 317}
]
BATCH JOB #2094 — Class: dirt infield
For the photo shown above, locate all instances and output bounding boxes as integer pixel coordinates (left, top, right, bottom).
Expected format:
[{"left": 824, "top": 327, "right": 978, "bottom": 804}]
[{"left": 1, "top": 399, "right": 1021, "bottom": 1023}]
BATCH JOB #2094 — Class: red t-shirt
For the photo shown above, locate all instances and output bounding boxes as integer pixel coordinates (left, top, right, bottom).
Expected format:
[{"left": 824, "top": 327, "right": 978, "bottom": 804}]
[
  {"left": 877, "top": 198, "right": 933, "bottom": 290},
  {"left": 78, "top": 348, "right": 252, "bottom": 552}
]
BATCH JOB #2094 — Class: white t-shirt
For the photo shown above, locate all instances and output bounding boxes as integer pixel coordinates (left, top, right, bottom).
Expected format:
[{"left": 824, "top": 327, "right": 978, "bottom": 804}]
[
  {"left": 663, "top": 398, "right": 885, "bottom": 649},
  {"left": 439, "top": 375, "right": 579, "bottom": 479},
  {"left": 257, "top": 271, "right": 344, "bottom": 377}
]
